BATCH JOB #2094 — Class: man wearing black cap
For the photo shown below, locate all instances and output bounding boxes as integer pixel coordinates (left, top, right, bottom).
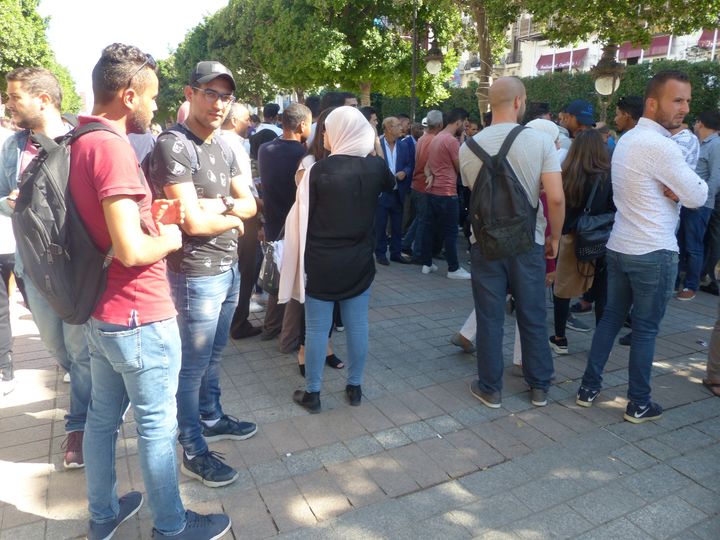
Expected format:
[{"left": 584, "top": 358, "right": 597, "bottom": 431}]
[
  {"left": 563, "top": 99, "right": 596, "bottom": 138},
  {"left": 148, "top": 61, "right": 258, "bottom": 488}
]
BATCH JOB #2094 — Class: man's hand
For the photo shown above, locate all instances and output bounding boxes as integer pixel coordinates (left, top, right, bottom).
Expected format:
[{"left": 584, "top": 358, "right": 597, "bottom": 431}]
[
  {"left": 663, "top": 185, "right": 679, "bottom": 203},
  {"left": 545, "top": 236, "right": 559, "bottom": 260},
  {"left": 396, "top": 171, "right": 406, "bottom": 181},
  {"left": 152, "top": 199, "right": 185, "bottom": 225},
  {"left": 156, "top": 222, "right": 183, "bottom": 252},
  {"left": 425, "top": 174, "right": 434, "bottom": 189},
  {"left": 545, "top": 271, "right": 556, "bottom": 287},
  {"left": 6, "top": 189, "right": 19, "bottom": 210}
]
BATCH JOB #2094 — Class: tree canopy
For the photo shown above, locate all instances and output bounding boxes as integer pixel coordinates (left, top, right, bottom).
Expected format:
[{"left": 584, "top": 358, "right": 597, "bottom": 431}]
[{"left": 0, "top": 0, "right": 82, "bottom": 113}]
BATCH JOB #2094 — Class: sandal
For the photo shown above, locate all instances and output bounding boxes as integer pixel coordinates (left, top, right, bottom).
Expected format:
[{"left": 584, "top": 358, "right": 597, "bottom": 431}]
[
  {"left": 702, "top": 379, "right": 720, "bottom": 397},
  {"left": 325, "top": 354, "right": 345, "bottom": 369}
]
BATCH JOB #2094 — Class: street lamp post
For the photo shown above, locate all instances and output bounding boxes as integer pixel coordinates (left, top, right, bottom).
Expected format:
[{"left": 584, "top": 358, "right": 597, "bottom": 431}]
[
  {"left": 591, "top": 43, "right": 624, "bottom": 123},
  {"left": 410, "top": 0, "right": 418, "bottom": 122}
]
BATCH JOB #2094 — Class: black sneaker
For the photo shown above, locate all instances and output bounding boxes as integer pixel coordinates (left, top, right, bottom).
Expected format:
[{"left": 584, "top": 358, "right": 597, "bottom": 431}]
[
  {"left": 346, "top": 384, "right": 362, "bottom": 406},
  {"left": 530, "top": 388, "right": 548, "bottom": 407},
  {"left": 181, "top": 450, "right": 239, "bottom": 488},
  {"left": 624, "top": 401, "right": 663, "bottom": 424},
  {"left": 566, "top": 315, "right": 591, "bottom": 333},
  {"left": 576, "top": 386, "right": 600, "bottom": 408},
  {"left": 619, "top": 332, "right": 632, "bottom": 346},
  {"left": 203, "top": 415, "right": 257, "bottom": 442},
  {"left": 549, "top": 336, "right": 569, "bottom": 355},
  {"left": 293, "top": 390, "right": 321, "bottom": 413},
  {"left": 152, "top": 510, "right": 231, "bottom": 539},
  {"left": 88, "top": 491, "right": 143, "bottom": 540},
  {"left": 0, "top": 365, "right": 15, "bottom": 396},
  {"left": 570, "top": 301, "right": 593, "bottom": 315},
  {"left": 469, "top": 380, "right": 501, "bottom": 409}
]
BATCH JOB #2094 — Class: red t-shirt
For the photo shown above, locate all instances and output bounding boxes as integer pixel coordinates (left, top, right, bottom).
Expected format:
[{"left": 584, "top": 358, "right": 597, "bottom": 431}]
[
  {"left": 427, "top": 131, "right": 460, "bottom": 197},
  {"left": 411, "top": 133, "right": 435, "bottom": 193},
  {"left": 69, "top": 116, "right": 176, "bottom": 326}
]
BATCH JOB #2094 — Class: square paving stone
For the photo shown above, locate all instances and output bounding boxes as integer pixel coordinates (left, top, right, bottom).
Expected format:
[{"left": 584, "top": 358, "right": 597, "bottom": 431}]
[
  {"left": 426, "top": 414, "right": 464, "bottom": 434},
  {"left": 344, "top": 434, "right": 384, "bottom": 459},
  {"left": 574, "top": 517, "right": 652, "bottom": 540},
  {"left": 627, "top": 495, "right": 708, "bottom": 539},
  {"left": 374, "top": 427, "right": 412, "bottom": 450},
  {"left": 510, "top": 503, "right": 593, "bottom": 540},
  {"left": 511, "top": 475, "right": 586, "bottom": 512},
  {"left": 567, "top": 483, "right": 647, "bottom": 525},
  {"left": 610, "top": 444, "right": 659, "bottom": 470},
  {"left": 399, "top": 420, "right": 438, "bottom": 442},
  {"left": 691, "top": 515, "right": 720, "bottom": 540},
  {"left": 621, "top": 463, "right": 693, "bottom": 499}
]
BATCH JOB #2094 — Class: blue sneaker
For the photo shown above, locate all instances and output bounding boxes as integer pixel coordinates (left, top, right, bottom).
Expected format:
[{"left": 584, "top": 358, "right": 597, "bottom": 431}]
[
  {"left": 576, "top": 386, "right": 600, "bottom": 408},
  {"left": 624, "top": 401, "right": 663, "bottom": 424},
  {"left": 202, "top": 415, "right": 257, "bottom": 442},
  {"left": 153, "top": 510, "right": 231, "bottom": 539},
  {"left": 88, "top": 491, "right": 143, "bottom": 540}
]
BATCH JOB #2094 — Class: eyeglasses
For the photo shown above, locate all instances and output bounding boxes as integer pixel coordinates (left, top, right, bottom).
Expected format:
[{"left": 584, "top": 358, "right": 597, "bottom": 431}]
[
  {"left": 192, "top": 87, "right": 236, "bottom": 106},
  {"left": 125, "top": 54, "right": 157, "bottom": 90}
]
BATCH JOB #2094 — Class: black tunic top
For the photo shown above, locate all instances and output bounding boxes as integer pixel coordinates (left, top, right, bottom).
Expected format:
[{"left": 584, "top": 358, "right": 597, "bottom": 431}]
[{"left": 304, "top": 154, "right": 395, "bottom": 301}]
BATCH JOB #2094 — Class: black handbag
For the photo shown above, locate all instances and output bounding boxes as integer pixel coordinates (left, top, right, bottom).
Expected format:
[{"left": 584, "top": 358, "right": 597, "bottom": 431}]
[
  {"left": 257, "top": 226, "right": 284, "bottom": 296},
  {"left": 575, "top": 177, "right": 614, "bottom": 262}
]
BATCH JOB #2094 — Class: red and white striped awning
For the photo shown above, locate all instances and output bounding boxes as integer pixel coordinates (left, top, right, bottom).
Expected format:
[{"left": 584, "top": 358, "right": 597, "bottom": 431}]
[{"left": 536, "top": 48, "right": 588, "bottom": 71}]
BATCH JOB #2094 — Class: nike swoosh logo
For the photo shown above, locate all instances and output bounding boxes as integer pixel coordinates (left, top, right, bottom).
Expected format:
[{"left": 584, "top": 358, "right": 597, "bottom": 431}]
[{"left": 634, "top": 409, "right": 648, "bottom": 418}]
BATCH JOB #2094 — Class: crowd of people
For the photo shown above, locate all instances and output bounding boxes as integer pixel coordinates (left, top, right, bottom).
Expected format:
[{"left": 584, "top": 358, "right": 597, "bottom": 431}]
[{"left": 0, "top": 41, "right": 719, "bottom": 540}]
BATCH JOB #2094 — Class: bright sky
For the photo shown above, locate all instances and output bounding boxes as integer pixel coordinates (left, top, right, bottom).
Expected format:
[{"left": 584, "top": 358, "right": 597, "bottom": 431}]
[{"left": 38, "top": 0, "right": 229, "bottom": 112}]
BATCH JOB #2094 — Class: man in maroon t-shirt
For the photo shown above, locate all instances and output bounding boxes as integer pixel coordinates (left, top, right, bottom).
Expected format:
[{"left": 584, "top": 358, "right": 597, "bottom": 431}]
[
  {"left": 70, "top": 43, "right": 231, "bottom": 540},
  {"left": 421, "top": 108, "right": 471, "bottom": 280}
]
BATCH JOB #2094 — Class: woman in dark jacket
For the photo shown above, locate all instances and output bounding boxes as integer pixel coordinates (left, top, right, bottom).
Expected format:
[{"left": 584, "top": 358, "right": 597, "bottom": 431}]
[
  {"left": 281, "top": 106, "right": 394, "bottom": 413},
  {"left": 550, "top": 129, "right": 615, "bottom": 354}
]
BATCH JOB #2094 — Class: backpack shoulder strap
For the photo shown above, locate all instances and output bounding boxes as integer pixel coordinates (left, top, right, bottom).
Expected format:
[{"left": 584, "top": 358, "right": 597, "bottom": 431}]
[
  {"left": 162, "top": 125, "right": 200, "bottom": 173},
  {"left": 464, "top": 136, "right": 493, "bottom": 165},
  {"left": 69, "top": 122, "right": 119, "bottom": 143},
  {"left": 496, "top": 125, "right": 526, "bottom": 161}
]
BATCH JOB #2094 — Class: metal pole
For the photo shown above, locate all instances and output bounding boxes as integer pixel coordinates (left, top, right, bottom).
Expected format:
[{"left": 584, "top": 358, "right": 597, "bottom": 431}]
[{"left": 410, "top": 0, "right": 418, "bottom": 122}]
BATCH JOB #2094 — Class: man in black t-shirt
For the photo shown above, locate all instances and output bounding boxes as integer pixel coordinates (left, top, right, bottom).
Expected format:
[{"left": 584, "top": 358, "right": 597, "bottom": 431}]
[
  {"left": 148, "top": 61, "right": 258, "bottom": 489},
  {"left": 257, "top": 103, "right": 311, "bottom": 341}
]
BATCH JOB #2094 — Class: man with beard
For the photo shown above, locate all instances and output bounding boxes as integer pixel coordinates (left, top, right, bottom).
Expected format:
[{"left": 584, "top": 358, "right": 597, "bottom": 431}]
[
  {"left": 148, "top": 61, "right": 258, "bottom": 488},
  {"left": 459, "top": 77, "right": 564, "bottom": 408},
  {"left": 422, "top": 107, "right": 471, "bottom": 279},
  {"left": 70, "top": 44, "right": 232, "bottom": 539},
  {"left": 0, "top": 67, "right": 92, "bottom": 468},
  {"left": 576, "top": 71, "right": 707, "bottom": 423}
]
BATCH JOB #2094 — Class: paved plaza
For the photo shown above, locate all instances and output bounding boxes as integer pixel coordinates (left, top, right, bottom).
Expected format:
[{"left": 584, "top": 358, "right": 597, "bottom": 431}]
[{"left": 1, "top": 256, "right": 719, "bottom": 540}]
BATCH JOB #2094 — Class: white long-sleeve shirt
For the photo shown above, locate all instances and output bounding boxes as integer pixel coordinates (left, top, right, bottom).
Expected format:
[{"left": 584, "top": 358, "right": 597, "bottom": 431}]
[{"left": 607, "top": 117, "right": 708, "bottom": 255}]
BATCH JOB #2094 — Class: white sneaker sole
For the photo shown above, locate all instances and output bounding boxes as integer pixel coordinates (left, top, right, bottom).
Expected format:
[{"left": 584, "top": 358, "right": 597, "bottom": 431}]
[
  {"left": 204, "top": 425, "right": 258, "bottom": 442},
  {"left": 181, "top": 464, "right": 239, "bottom": 488}
]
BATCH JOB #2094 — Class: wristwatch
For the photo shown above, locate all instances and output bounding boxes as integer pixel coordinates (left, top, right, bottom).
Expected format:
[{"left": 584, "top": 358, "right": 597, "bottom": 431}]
[{"left": 220, "top": 195, "right": 235, "bottom": 215}]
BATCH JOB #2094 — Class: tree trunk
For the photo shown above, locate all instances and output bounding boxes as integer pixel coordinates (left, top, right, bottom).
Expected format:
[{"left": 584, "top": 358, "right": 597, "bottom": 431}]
[
  {"left": 360, "top": 81, "right": 372, "bottom": 107},
  {"left": 470, "top": 2, "right": 492, "bottom": 123},
  {"left": 295, "top": 88, "right": 305, "bottom": 104}
]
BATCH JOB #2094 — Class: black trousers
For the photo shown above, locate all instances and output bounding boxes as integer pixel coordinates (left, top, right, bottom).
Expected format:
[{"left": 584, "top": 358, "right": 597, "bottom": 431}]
[
  {"left": 0, "top": 254, "right": 14, "bottom": 370},
  {"left": 231, "top": 216, "right": 262, "bottom": 332}
]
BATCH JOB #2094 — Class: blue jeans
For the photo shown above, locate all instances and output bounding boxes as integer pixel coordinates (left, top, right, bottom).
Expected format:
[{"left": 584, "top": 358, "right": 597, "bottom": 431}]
[
  {"left": 471, "top": 242, "right": 554, "bottom": 393},
  {"left": 581, "top": 249, "right": 678, "bottom": 405},
  {"left": 375, "top": 191, "right": 403, "bottom": 259},
  {"left": 402, "top": 190, "right": 428, "bottom": 256},
  {"left": 422, "top": 194, "right": 459, "bottom": 271},
  {"left": 304, "top": 288, "right": 370, "bottom": 393},
  {"left": 83, "top": 317, "right": 185, "bottom": 535},
  {"left": 24, "top": 277, "right": 90, "bottom": 433},
  {"left": 169, "top": 265, "right": 240, "bottom": 456},
  {"left": 678, "top": 206, "right": 712, "bottom": 291}
]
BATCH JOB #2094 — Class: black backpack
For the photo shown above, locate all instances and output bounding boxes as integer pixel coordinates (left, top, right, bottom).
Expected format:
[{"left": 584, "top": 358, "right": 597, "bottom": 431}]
[
  {"left": 465, "top": 126, "right": 537, "bottom": 261},
  {"left": 12, "top": 123, "right": 116, "bottom": 325}
]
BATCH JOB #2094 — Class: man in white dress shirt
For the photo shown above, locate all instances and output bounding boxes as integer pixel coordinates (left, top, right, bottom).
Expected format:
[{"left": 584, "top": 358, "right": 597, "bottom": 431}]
[{"left": 576, "top": 71, "right": 708, "bottom": 423}]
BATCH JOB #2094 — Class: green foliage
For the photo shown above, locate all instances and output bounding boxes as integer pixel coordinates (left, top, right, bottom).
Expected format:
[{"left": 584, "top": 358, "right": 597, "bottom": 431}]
[
  {"left": 155, "top": 58, "right": 184, "bottom": 125},
  {"left": 0, "top": 0, "right": 81, "bottom": 113},
  {"left": 525, "top": 0, "right": 720, "bottom": 48},
  {"left": 373, "top": 81, "right": 481, "bottom": 121},
  {"left": 521, "top": 71, "right": 595, "bottom": 115}
]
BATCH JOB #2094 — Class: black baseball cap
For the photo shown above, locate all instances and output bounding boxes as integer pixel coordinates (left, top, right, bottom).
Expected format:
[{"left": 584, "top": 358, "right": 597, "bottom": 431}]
[{"left": 191, "top": 61, "right": 236, "bottom": 91}]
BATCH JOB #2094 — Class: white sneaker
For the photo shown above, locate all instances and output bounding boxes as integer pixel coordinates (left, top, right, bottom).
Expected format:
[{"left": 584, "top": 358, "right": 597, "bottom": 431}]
[
  {"left": 63, "top": 372, "right": 71, "bottom": 383},
  {"left": 447, "top": 267, "right": 471, "bottom": 280},
  {"left": 421, "top": 264, "right": 438, "bottom": 274},
  {"left": 249, "top": 300, "right": 264, "bottom": 313}
]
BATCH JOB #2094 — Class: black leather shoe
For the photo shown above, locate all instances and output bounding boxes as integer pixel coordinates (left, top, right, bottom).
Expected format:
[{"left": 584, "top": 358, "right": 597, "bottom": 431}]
[
  {"left": 390, "top": 256, "right": 411, "bottom": 264},
  {"left": 619, "top": 332, "right": 632, "bottom": 346},
  {"left": 293, "top": 390, "right": 321, "bottom": 413},
  {"left": 700, "top": 283, "right": 720, "bottom": 296},
  {"left": 376, "top": 256, "right": 389, "bottom": 266},
  {"left": 345, "top": 384, "right": 362, "bottom": 406},
  {"left": 231, "top": 320, "right": 262, "bottom": 340}
]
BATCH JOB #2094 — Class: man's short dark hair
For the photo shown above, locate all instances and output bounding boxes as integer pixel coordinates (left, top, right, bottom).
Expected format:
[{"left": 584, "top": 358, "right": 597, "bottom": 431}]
[
  {"left": 522, "top": 101, "right": 551, "bottom": 124},
  {"left": 360, "top": 106, "right": 377, "bottom": 121},
  {"left": 305, "top": 95, "right": 321, "bottom": 118},
  {"left": 446, "top": 107, "right": 469, "bottom": 124},
  {"left": 6, "top": 67, "right": 63, "bottom": 110},
  {"left": 320, "top": 91, "right": 345, "bottom": 111},
  {"left": 698, "top": 110, "right": 720, "bottom": 131},
  {"left": 616, "top": 95, "right": 643, "bottom": 121},
  {"left": 340, "top": 91, "right": 357, "bottom": 102},
  {"left": 250, "top": 114, "right": 260, "bottom": 124},
  {"left": 483, "top": 111, "right": 493, "bottom": 126},
  {"left": 397, "top": 113, "right": 410, "bottom": 121},
  {"left": 91, "top": 43, "right": 156, "bottom": 105},
  {"left": 281, "top": 102, "right": 311, "bottom": 131},
  {"left": 644, "top": 70, "right": 690, "bottom": 102},
  {"left": 263, "top": 103, "right": 280, "bottom": 120}
]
